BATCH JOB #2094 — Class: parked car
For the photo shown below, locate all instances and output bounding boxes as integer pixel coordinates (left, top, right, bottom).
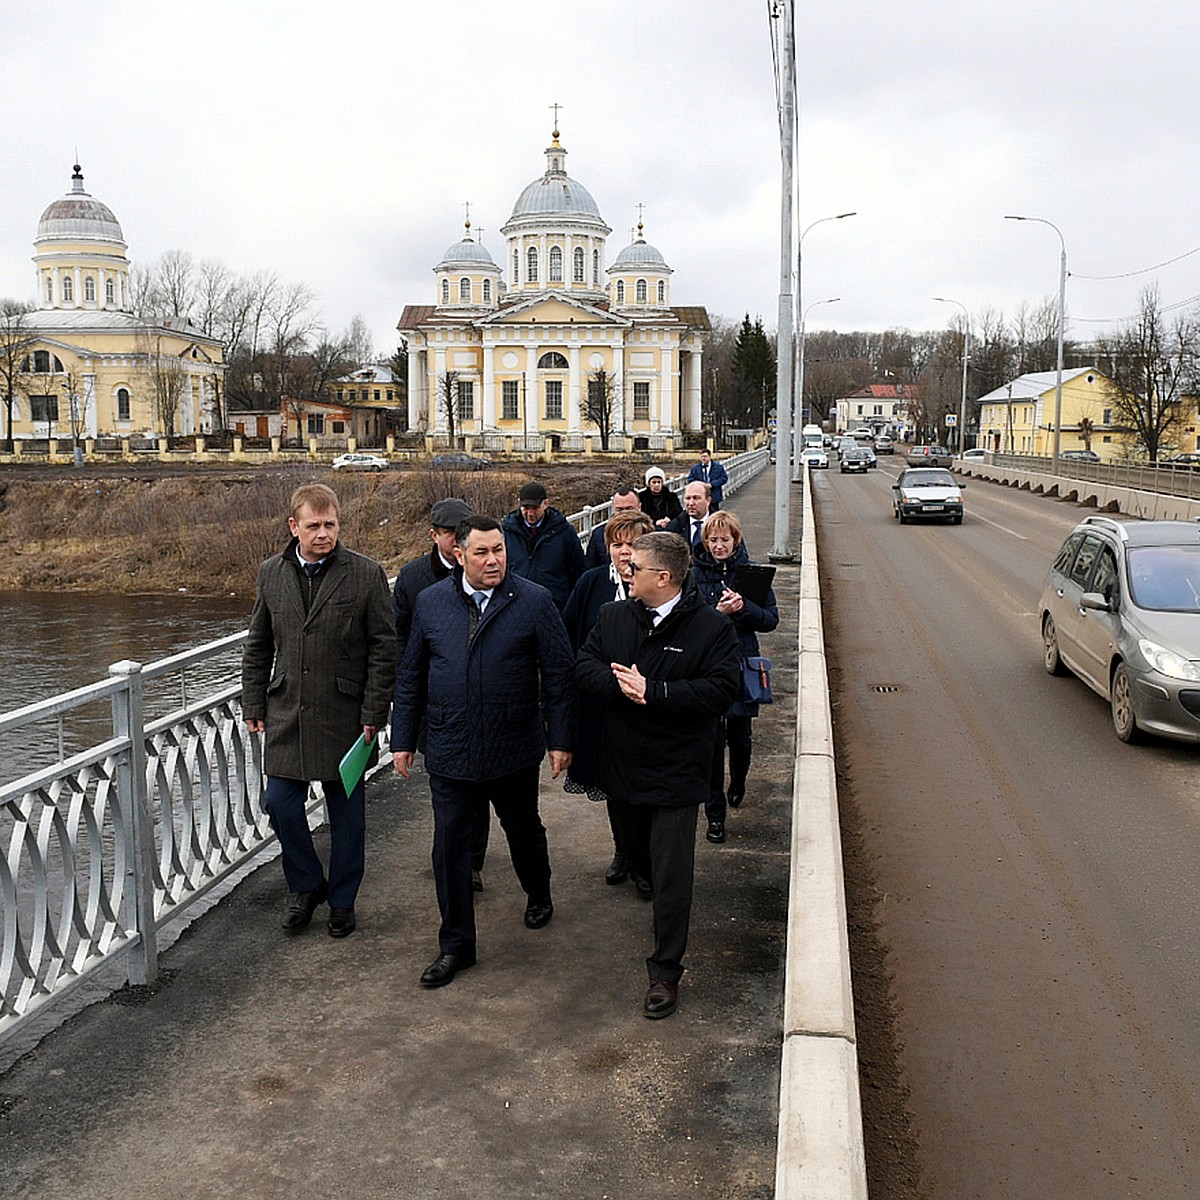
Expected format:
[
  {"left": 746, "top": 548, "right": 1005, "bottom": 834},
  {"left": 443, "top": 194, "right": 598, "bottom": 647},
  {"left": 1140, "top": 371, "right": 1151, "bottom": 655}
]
[
  {"left": 1039, "top": 515, "right": 1200, "bottom": 743},
  {"left": 906, "top": 444, "right": 953, "bottom": 467},
  {"left": 430, "top": 452, "right": 492, "bottom": 470},
  {"left": 840, "top": 447, "right": 873, "bottom": 474},
  {"left": 963, "top": 447, "right": 988, "bottom": 461},
  {"left": 1159, "top": 453, "right": 1200, "bottom": 469},
  {"left": 1060, "top": 449, "right": 1101, "bottom": 463},
  {"left": 850, "top": 427, "right": 875, "bottom": 441},
  {"left": 891, "top": 467, "right": 964, "bottom": 523},
  {"left": 331, "top": 452, "right": 389, "bottom": 472},
  {"left": 873, "top": 435, "right": 895, "bottom": 454},
  {"left": 800, "top": 446, "right": 829, "bottom": 469}
]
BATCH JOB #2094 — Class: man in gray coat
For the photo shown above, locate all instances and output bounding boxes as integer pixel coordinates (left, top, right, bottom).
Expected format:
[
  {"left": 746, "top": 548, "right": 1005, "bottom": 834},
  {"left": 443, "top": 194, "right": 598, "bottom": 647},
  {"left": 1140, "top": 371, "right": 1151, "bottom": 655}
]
[{"left": 242, "top": 483, "right": 395, "bottom": 938}]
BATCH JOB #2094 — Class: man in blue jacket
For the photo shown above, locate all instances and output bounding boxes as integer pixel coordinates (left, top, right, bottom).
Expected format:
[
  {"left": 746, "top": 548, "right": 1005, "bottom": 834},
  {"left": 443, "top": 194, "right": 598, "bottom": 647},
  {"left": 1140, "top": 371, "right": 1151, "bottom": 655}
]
[
  {"left": 502, "top": 480, "right": 586, "bottom": 609},
  {"left": 392, "top": 514, "right": 575, "bottom": 989},
  {"left": 687, "top": 448, "right": 729, "bottom": 510}
]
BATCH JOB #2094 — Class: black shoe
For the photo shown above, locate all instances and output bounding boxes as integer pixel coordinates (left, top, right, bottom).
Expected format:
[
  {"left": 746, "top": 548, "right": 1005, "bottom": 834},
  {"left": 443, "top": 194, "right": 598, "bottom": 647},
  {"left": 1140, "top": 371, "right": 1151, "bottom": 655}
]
[
  {"left": 471, "top": 869, "right": 484, "bottom": 893},
  {"left": 644, "top": 979, "right": 679, "bottom": 1019},
  {"left": 328, "top": 907, "right": 356, "bottom": 938},
  {"left": 523, "top": 896, "right": 554, "bottom": 929},
  {"left": 727, "top": 790, "right": 745, "bottom": 809},
  {"left": 605, "top": 852, "right": 629, "bottom": 885},
  {"left": 631, "top": 872, "right": 654, "bottom": 901},
  {"left": 420, "top": 952, "right": 476, "bottom": 988},
  {"left": 706, "top": 820, "right": 726, "bottom": 844},
  {"left": 281, "top": 881, "right": 328, "bottom": 931}
]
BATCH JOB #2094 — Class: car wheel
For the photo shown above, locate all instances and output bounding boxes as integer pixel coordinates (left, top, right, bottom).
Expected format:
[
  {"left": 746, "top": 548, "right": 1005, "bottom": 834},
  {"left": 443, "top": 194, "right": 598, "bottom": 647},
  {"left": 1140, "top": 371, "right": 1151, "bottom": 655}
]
[
  {"left": 898, "top": 510, "right": 909, "bottom": 524},
  {"left": 952, "top": 514, "right": 963, "bottom": 524},
  {"left": 1110, "top": 662, "right": 1142, "bottom": 743},
  {"left": 1042, "top": 614, "right": 1066, "bottom": 676}
]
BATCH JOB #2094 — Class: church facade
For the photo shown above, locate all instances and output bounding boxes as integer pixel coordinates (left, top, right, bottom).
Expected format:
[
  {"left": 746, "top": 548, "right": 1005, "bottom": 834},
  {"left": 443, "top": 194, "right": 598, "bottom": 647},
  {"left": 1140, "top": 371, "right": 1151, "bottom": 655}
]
[
  {"left": 397, "top": 127, "right": 709, "bottom": 451},
  {"left": 2, "top": 167, "right": 223, "bottom": 445}
]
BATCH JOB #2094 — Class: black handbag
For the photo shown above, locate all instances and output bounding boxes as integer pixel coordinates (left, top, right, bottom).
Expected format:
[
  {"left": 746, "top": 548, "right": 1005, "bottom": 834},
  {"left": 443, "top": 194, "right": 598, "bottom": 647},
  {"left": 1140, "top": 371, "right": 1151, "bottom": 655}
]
[{"left": 742, "top": 656, "right": 773, "bottom": 705}]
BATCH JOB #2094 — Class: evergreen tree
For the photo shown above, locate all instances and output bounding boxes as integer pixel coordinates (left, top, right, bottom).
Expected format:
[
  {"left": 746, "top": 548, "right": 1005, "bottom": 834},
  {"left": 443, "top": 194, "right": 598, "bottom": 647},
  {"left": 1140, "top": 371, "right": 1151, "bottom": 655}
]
[{"left": 730, "top": 314, "right": 775, "bottom": 428}]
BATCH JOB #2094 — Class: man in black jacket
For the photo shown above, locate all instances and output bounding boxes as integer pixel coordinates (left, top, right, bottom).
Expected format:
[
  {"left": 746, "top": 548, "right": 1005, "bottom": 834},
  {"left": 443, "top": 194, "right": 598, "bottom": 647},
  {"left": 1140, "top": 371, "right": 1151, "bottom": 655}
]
[
  {"left": 575, "top": 531, "right": 740, "bottom": 1019},
  {"left": 502, "top": 480, "right": 586, "bottom": 609}
]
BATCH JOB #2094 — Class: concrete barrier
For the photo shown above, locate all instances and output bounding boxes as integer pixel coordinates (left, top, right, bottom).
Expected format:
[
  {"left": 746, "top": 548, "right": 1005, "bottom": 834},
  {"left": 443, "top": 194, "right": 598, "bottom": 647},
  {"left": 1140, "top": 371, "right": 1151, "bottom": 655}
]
[{"left": 774, "top": 474, "right": 868, "bottom": 1198}]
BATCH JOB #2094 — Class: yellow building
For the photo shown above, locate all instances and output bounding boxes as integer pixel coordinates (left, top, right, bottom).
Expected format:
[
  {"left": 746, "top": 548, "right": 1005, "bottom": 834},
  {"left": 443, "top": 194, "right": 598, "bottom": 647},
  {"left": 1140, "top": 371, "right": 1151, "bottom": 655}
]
[
  {"left": 398, "top": 126, "right": 709, "bottom": 451},
  {"left": 977, "top": 367, "right": 1136, "bottom": 460},
  {"left": 3, "top": 166, "right": 223, "bottom": 444}
]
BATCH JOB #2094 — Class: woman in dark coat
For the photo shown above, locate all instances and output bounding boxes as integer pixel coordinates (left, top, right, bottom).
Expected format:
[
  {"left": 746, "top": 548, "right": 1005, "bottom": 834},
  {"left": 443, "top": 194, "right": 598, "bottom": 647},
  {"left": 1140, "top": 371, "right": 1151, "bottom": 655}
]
[
  {"left": 562, "top": 509, "right": 655, "bottom": 891},
  {"left": 691, "top": 509, "right": 779, "bottom": 843},
  {"left": 637, "top": 466, "right": 682, "bottom": 528}
]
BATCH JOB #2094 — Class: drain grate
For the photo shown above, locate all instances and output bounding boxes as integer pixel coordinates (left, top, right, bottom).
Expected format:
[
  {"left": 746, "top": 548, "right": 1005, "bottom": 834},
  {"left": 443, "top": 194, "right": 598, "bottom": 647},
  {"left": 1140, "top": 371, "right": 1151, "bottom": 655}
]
[{"left": 871, "top": 684, "right": 901, "bottom": 693}]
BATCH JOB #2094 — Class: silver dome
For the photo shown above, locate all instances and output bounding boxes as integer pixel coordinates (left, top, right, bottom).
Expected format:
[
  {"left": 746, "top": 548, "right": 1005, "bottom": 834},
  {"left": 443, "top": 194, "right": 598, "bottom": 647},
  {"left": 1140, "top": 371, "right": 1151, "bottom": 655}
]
[
  {"left": 509, "top": 175, "right": 603, "bottom": 221},
  {"left": 36, "top": 167, "right": 125, "bottom": 246},
  {"left": 436, "top": 238, "right": 498, "bottom": 270},
  {"left": 610, "top": 239, "right": 671, "bottom": 271}
]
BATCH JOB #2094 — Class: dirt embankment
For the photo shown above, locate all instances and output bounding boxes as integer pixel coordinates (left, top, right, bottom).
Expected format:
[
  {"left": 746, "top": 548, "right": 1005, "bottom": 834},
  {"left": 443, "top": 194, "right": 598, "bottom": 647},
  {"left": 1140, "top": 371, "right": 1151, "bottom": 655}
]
[{"left": 0, "top": 462, "right": 636, "bottom": 597}]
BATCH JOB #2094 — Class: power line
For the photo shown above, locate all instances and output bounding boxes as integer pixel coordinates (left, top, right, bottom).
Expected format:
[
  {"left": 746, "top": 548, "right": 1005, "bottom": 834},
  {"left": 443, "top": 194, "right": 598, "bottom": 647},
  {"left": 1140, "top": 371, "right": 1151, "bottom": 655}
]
[{"left": 1072, "top": 244, "right": 1200, "bottom": 280}]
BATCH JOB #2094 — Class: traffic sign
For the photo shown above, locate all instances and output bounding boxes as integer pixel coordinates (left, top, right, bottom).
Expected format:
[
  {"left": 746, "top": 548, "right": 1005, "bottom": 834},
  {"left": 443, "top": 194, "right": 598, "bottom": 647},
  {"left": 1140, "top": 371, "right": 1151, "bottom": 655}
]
[{"left": 945, "top": 414, "right": 958, "bottom": 426}]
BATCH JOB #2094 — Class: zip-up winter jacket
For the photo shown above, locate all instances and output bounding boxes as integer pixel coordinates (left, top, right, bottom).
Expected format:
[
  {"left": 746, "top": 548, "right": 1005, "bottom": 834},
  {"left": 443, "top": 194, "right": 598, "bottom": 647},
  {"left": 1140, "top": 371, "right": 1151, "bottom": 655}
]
[{"left": 502, "top": 505, "right": 586, "bottom": 609}]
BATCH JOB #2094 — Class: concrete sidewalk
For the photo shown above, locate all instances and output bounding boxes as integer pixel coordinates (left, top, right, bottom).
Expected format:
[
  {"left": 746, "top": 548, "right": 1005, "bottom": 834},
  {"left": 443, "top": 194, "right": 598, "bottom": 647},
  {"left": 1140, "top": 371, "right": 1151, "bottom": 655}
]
[{"left": 0, "top": 468, "right": 801, "bottom": 1200}]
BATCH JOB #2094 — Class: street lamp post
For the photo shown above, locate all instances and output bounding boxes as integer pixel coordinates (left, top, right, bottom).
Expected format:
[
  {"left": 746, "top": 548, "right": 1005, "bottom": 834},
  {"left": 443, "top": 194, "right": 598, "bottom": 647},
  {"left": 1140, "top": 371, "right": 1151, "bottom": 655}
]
[
  {"left": 1005, "top": 215, "right": 1066, "bottom": 472},
  {"left": 932, "top": 297, "right": 970, "bottom": 458},
  {"left": 792, "top": 211, "right": 855, "bottom": 483},
  {"left": 793, "top": 297, "right": 840, "bottom": 481}
]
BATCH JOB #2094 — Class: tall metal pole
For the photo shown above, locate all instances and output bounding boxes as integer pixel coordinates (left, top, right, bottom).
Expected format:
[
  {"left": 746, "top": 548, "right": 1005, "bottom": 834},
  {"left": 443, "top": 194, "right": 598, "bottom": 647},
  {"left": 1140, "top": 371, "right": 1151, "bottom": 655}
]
[
  {"left": 793, "top": 298, "right": 840, "bottom": 479},
  {"left": 933, "top": 297, "right": 970, "bottom": 457},
  {"left": 1005, "top": 215, "right": 1066, "bottom": 472},
  {"left": 770, "top": 0, "right": 796, "bottom": 560}
]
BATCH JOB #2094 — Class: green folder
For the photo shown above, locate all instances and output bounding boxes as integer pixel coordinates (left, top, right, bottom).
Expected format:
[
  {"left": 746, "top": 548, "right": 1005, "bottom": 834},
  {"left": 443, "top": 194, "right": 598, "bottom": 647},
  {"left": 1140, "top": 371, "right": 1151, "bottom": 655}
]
[{"left": 338, "top": 732, "right": 377, "bottom": 795}]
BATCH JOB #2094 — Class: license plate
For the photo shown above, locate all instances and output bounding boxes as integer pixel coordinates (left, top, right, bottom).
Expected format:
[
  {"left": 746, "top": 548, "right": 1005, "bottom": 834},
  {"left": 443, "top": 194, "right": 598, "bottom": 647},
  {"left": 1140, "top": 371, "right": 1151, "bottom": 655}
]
[{"left": 924, "top": 504, "right": 944, "bottom": 512}]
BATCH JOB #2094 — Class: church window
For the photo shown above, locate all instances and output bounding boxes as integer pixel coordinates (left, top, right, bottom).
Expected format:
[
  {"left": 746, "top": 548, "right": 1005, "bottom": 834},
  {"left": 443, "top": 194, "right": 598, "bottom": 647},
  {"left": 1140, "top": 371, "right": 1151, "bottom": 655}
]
[
  {"left": 459, "top": 277, "right": 472, "bottom": 302},
  {"left": 502, "top": 379, "right": 519, "bottom": 420},
  {"left": 636, "top": 279, "right": 648, "bottom": 305},
  {"left": 62, "top": 276, "right": 74, "bottom": 303},
  {"left": 106, "top": 279, "right": 115, "bottom": 305},
  {"left": 634, "top": 381, "right": 650, "bottom": 418},
  {"left": 592, "top": 250, "right": 600, "bottom": 285},
  {"left": 30, "top": 395, "right": 59, "bottom": 422},
  {"left": 482, "top": 279, "right": 491, "bottom": 302},
  {"left": 657, "top": 280, "right": 666, "bottom": 305},
  {"left": 549, "top": 246, "right": 563, "bottom": 282},
  {"left": 441, "top": 279, "right": 450, "bottom": 304},
  {"left": 458, "top": 380, "right": 474, "bottom": 419},
  {"left": 527, "top": 247, "right": 539, "bottom": 282},
  {"left": 332, "top": 420, "right": 345, "bottom": 433},
  {"left": 616, "top": 281, "right": 625, "bottom": 304},
  {"left": 545, "top": 380, "right": 563, "bottom": 420},
  {"left": 33, "top": 350, "right": 51, "bottom": 373},
  {"left": 513, "top": 249, "right": 520, "bottom": 283},
  {"left": 45, "top": 277, "right": 53, "bottom": 304},
  {"left": 538, "top": 351, "right": 568, "bottom": 369},
  {"left": 573, "top": 247, "right": 585, "bottom": 283},
  {"left": 117, "top": 387, "right": 131, "bottom": 421},
  {"left": 84, "top": 277, "right": 96, "bottom": 302}
]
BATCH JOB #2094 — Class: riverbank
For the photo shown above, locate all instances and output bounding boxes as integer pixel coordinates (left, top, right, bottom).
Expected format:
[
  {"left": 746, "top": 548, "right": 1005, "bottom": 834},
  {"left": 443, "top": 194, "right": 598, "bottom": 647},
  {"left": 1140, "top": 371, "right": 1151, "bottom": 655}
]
[{"left": 0, "top": 463, "right": 632, "bottom": 596}]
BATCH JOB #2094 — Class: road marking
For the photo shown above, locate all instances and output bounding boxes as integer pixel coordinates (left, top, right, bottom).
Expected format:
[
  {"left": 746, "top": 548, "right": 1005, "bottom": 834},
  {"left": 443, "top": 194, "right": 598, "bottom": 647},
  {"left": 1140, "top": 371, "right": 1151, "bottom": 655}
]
[{"left": 968, "top": 509, "right": 1029, "bottom": 540}]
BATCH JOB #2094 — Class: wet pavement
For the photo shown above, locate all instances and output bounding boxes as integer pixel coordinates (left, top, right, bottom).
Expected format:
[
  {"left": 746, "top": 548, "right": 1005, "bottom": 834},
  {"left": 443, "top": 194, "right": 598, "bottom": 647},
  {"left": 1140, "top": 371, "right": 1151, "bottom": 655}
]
[{"left": 0, "top": 466, "right": 802, "bottom": 1200}]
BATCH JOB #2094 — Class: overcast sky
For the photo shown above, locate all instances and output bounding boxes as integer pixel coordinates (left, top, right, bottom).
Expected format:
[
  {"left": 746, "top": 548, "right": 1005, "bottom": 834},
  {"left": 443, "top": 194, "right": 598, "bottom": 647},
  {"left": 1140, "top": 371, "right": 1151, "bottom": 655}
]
[{"left": 3, "top": 0, "right": 1197, "bottom": 357}]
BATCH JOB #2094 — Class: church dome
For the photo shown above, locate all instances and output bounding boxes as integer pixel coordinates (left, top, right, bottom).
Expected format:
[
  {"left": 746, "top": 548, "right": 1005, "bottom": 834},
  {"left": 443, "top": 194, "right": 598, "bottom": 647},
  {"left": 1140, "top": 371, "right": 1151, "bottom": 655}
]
[
  {"left": 509, "top": 174, "right": 602, "bottom": 222},
  {"left": 436, "top": 236, "right": 498, "bottom": 271},
  {"left": 610, "top": 238, "right": 670, "bottom": 271},
  {"left": 36, "top": 165, "right": 125, "bottom": 246}
]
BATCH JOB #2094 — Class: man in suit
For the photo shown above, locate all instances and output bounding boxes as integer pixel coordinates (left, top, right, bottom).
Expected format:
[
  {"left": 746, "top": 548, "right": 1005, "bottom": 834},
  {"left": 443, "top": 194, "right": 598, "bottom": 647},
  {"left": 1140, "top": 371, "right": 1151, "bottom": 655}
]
[
  {"left": 666, "top": 481, "right": 712, "bottom": 555},
  {"left": 392, "top": 514, "right": 575, "bottom": 989},
  {"left": 583, "top": 485, "right": 642, "bottom": 568},
  {"left": 502, "top": 480, "right": 586, "bottom": 609},
  {"left": 575, "top": 531, "right": 740, "bottom": 1019},
  {"left": 242, "top": 483, "right": 395, "bottom": 939},
  {"left": 687, "top": 448, "right": 728, "bottom": 510}
]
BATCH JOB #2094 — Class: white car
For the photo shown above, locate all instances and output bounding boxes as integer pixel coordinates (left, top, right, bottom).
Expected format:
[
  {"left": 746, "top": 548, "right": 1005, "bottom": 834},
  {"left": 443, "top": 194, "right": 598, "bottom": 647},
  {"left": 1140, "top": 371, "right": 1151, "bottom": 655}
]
[
  {"left": 801, "top": 446, "right": 829, "bottom": 469},
  {"left": 963, "top": 447, "right": 987, "bottom": 461},
  {"left": 892, "top": 467, "right": 965, "bottom": 524},
  {"left": 331, "top": 452, "right": 389, "bottom": 472}
]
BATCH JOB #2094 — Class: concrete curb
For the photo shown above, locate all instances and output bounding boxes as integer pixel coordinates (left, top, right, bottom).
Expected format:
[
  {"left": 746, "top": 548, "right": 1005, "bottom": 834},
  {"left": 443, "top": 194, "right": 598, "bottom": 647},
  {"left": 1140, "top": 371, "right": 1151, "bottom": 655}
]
[{"left": 774, "top": 474, "right": 868, "bottom": 1198}]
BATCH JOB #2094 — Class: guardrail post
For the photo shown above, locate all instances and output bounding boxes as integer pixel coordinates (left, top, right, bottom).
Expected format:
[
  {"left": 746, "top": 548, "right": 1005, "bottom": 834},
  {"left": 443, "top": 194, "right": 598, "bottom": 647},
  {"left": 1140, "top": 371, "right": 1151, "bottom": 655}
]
[{"left": 110, "top": 660, "right": 158, "bottom": 986}]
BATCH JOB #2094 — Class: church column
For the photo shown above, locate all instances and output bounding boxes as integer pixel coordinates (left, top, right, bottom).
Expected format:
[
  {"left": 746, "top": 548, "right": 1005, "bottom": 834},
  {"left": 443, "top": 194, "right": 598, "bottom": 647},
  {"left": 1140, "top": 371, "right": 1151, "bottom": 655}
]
[
  {"left": 614, "top": 339, "right": 627, "bottom": 436},
  {"left": 73, "top": 267, "right": 82, "bottom": 308},
  {"left": 482, "top": 340, "right": 496, "bottom": 429},
  {"left": 523, "top": 345, "right": 538, "bottom": 444},
  {"left": 689, "top": 344, "right": 703, "bottom": 430},
  {"left": 432, "top": 344, "right": 447, "bottom": 434},
  {"left": 52, "top": 267, "right": 61, "bottom": 307},
  {"left": 407, "top": 343, "right": 423, "bottom": 431},
  {"left": 83, "top": 374, "right": 97, "bottom": 437},
  {"left": 568, "top": 341, "right": 581, "bottom": 433}
]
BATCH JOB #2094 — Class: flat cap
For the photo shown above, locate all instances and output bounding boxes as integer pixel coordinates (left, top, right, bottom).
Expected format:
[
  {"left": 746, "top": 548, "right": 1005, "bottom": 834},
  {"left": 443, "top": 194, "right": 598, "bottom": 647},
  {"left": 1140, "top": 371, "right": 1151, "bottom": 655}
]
[
  {"left": 430, "top": 497, "right": 473, "bottom": 528},
  {"left": 518, "top": 481, "right": 548, "bottom": 504}
]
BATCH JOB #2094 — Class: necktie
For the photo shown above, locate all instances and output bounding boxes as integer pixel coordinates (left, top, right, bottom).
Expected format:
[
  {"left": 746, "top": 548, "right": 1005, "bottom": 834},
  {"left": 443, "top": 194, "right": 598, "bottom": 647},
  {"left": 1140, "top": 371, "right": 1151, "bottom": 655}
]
[
  {"left": 691, "top": 520, "right": 702, "bottom": 551},
  {"left": 471, "top": 590, "right": 487, "bottom": 614},
  {"left": 704, "top": 465, "right": 710, "bottom": 482},
  {"left": 645, "top": 607, "right": 659, "bottom": 627},
  {"left": 303, "top": 561, "right": 321, "bottom": 578}
]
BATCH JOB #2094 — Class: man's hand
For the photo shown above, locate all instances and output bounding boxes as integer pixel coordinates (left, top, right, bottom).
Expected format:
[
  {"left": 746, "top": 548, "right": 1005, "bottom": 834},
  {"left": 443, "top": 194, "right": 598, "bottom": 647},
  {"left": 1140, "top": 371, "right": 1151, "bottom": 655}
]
[
  {"left": 548, "top": 749, "right": 572, "bottom": 779},
  {"left": 655, "top": 517, "right": 671, "bottom": 528},
  {"left": 393, "top": 751, "right": 414, "bottom": 778},
  {"left": 363, "top": 725, "right": 378, "bottom": 743},
  {"left": 245, "top": 719, "right": 265, "bottom": 734},
  {"left": 611, "top": 662, "right": 648, "bottom": 705}
]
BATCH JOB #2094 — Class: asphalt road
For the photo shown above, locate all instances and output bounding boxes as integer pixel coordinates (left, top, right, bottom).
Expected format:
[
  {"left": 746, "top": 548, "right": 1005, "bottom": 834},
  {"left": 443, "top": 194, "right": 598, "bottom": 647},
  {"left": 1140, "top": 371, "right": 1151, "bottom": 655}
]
[{"left": 813, "top": 457, "right": 1200, "bottom": 1198}]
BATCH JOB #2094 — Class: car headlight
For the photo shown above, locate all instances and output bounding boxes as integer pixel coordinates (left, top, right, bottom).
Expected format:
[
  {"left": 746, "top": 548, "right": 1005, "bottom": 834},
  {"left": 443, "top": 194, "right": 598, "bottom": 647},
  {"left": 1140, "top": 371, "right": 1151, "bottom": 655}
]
[{"left": 1137, "top": 638, "right": 1200, "bottom": 681}]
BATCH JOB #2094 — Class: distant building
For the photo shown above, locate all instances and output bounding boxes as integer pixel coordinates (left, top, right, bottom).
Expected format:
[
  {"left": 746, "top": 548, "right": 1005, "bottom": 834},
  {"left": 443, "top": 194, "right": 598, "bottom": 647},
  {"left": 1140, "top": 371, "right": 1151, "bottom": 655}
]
[
  {"left": 327, "top": 364, "right": 403, "bottom": 442},
  {"left": 397, "top": 124, "right": 709, "bottom": 450},
  {"left": 835, "top": 383, "right": 917, "bottom": 438},
  {"left": 3, "top": 166, "right": 224, "bottom": 443}
]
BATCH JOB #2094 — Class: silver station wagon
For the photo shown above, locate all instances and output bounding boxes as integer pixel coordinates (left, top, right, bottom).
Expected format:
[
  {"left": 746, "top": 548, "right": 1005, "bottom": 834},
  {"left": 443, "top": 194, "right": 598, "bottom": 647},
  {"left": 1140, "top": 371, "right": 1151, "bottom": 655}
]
[{"left": 1040, "top": 516, "right": 1200, "bottom": 742}]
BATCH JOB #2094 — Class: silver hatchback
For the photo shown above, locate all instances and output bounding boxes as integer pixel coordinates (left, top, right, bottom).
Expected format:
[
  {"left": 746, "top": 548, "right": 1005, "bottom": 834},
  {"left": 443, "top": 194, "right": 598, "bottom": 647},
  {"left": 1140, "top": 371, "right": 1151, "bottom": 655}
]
[{"left": 1039, "top": 516, "right": 1200, "bottom": 742}]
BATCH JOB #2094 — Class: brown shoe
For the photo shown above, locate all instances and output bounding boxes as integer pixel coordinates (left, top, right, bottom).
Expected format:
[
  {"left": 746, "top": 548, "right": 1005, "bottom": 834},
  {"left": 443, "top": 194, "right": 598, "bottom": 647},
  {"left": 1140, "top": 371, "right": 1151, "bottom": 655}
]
[{"left": 643, "top": 979, "right": 679, "bottom": 1019}]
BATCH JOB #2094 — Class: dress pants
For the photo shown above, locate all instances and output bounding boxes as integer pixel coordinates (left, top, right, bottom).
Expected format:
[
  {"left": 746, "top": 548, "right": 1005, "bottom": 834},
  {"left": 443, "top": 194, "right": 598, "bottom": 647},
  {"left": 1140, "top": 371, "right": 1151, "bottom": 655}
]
[
  {"left": 611, "top": 800, "right": 699, "bottom": 984},
  {"left": 264, "top": 774, "right": 365, "bottom": 909},
  {"left": 429, "top": 764, "right": 551, "bottom": 956},
  {"left": 705, "top": 718, "right": 727, "bottom": 824}
]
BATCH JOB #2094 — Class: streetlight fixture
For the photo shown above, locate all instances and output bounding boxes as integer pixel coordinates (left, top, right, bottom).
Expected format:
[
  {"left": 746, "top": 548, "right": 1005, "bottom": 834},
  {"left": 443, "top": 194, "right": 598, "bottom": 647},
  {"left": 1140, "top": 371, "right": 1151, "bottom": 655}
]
[
  {"left": 932, "top": 297, "right": 970, "bottom": 458},
  {"left": 1005, "top": 215, "right": 1066, "bottom": 472},
  {"left": 792, "top": 211, "right": 855, "bottom": 483},
  {"left": 793, "top": 297, "right": 840, "bottom": 481}
]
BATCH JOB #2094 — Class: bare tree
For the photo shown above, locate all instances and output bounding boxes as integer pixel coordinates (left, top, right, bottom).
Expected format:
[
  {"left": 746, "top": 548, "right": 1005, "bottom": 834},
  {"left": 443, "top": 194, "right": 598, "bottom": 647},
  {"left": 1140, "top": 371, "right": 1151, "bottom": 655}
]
[
  {"left": 584, "top": 367, "right": 620, "bottom": 450},
  {"left": 343, "top": 314, "right": 374, "bottom": 367},
  {"left": 438, "top": 370, "right": 459, "bottom": 447},
  {"left": 137, "top": 324, "right": 187, "bottom": 440},
  {"left": 1094, "top": 285, "right": 1200, "bottom": 462},
  {"left": 0, "top": 299, "right": 35, "bottom": 452}
]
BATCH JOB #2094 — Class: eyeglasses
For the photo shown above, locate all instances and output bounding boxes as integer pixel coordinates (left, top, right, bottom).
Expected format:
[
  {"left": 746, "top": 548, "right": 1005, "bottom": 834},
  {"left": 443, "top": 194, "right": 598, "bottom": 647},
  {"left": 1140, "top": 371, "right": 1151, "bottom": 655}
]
[{"left": 628, "top": 561, "right": 665, "bottom": 575}]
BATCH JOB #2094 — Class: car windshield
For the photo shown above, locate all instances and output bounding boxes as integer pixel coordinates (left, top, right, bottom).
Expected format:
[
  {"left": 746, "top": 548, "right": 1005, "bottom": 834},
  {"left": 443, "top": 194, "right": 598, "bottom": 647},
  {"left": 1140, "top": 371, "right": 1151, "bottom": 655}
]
[
  {"left": 903, "top": 470, "right": 955, "bottom": 487},
  {"left": 1127, "top": 545, "right": 1200, "bottom": 612}
]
